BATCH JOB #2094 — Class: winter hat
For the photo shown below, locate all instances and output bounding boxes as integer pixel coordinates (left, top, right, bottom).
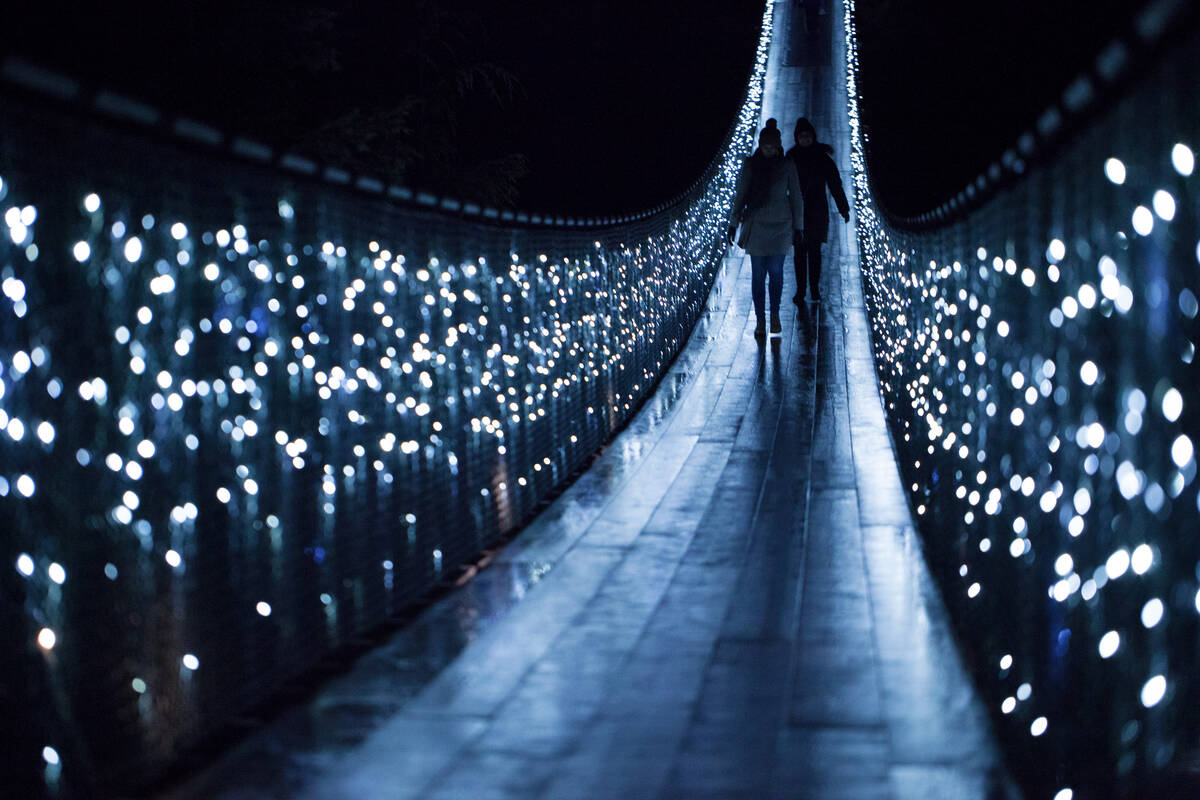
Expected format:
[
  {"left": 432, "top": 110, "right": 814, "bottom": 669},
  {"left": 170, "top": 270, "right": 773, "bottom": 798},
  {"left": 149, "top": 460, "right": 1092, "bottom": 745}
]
[
  {"left": 758, "top": 118, "right": 782, "bottom": 147},
  {"left": 793, "top": 117, "right": 817, "bottom": 142}
]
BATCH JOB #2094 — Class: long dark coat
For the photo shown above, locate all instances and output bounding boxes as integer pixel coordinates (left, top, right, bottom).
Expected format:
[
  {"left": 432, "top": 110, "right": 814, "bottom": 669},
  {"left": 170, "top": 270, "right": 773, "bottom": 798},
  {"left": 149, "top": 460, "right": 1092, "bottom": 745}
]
[{"left": 786, "top": 142, "right": 849, "bottom": 243}]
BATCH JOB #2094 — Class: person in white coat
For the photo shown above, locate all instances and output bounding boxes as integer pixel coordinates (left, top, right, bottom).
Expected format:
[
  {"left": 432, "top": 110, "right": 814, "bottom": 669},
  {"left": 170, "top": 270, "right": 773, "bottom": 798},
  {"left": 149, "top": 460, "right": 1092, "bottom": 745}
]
[{"left": 732, "top": 119, "right": 804, "bottom": 338}]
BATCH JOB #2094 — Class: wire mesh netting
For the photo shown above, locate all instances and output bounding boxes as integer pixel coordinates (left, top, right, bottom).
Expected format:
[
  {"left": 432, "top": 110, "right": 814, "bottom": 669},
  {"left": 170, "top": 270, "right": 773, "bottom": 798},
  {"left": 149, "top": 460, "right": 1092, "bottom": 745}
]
[
  {"left": 845, "top": 0, "right": 1200, "bottom": 795},
  {"left": 0, "top": 5, "right": 774, "bottom": 796}
]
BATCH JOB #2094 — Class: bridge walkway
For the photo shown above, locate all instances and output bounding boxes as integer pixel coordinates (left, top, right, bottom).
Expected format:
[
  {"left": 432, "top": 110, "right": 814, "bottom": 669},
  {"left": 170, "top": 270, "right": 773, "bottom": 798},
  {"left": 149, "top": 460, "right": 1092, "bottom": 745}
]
[{"left": 161, "top": 2, "right": 1014, "bottom": 798}]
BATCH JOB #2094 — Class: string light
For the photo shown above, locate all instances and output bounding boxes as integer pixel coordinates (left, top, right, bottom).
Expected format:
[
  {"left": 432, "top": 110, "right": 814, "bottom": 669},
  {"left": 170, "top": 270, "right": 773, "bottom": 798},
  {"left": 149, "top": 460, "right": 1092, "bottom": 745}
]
[
  {"left": 844, "top": 0, "right": 1199, "bottom": 794},
  {"left": 1, "top": 3, "right": 777, "bottom": 792}
]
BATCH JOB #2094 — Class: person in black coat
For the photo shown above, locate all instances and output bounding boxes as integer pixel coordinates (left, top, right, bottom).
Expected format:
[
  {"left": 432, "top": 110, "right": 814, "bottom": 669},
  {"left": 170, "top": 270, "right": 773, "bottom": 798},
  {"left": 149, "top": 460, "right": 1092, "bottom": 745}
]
[{"left": 787, "top": 117, "right": 850, "bottom": 304}]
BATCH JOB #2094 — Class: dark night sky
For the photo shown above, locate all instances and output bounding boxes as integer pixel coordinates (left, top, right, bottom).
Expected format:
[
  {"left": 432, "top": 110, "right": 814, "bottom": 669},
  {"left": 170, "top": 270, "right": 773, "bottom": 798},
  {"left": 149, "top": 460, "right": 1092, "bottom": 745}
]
[
  {"left": 1, "top": 0, "right": 763, "bottom": 215},
  {"left": 856, "top": 0, "right": 1142, "bottom": 216},
  {"left": 1, "top": 0, "right": 1147, "bottom": 218}
]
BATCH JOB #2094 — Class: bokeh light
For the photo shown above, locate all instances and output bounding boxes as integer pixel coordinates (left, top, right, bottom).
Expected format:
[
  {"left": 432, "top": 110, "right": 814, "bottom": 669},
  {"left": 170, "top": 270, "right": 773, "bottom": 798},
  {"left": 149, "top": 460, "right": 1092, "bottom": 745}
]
[
  {"left": 1, "top": 5, "right": 777, "bottom": 794},
  {"left": 844, "top": 0, "right": 1200, "bottom": 794}
]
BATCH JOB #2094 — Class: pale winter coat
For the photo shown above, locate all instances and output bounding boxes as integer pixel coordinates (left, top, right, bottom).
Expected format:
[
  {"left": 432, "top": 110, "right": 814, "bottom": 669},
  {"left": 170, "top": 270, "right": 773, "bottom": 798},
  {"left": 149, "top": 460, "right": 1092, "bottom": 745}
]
[{"left": 733, "top": 152, "right": 803, "bottom": 256}]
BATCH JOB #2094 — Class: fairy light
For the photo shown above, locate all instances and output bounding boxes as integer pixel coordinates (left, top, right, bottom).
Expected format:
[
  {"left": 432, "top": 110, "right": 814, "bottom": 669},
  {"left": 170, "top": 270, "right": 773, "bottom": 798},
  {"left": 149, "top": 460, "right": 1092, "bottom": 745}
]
[
  {"left": 1, "top": 3, "right": 778, "bottom": 793},
  {"left": 846, "top": 0, "right": 1200, "bottom": 793}
]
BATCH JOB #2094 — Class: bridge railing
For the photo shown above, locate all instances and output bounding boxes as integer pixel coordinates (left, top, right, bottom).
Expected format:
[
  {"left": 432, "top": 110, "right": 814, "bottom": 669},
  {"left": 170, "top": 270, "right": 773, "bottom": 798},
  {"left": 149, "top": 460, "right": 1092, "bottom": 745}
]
[
  {"left": 844, "top": 0, "right": 1200, "bottom": 796},
  {"left": 0, "top": 4, "right": 772, "bottom": 796}
]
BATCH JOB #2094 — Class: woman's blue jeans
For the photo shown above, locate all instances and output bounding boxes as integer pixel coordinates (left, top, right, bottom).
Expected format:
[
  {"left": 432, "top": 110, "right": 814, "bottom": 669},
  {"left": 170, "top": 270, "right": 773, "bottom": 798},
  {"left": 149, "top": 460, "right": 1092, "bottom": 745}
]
[{"left": 750, "top": 254, "right": 785, "bottom": 322}]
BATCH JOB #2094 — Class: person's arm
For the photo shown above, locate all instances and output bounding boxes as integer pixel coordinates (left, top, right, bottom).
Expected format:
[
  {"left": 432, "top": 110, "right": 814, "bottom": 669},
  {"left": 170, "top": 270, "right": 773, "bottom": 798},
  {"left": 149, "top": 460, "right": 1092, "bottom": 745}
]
[
  {"left": 787, "top": 161, "right": 804, "bottom": 230},
  {"left": 826, "top": 155, "right": 850, "bottom": 222},
  {"left": 730, "top": 159, "right": 751, "bottom": 240}
]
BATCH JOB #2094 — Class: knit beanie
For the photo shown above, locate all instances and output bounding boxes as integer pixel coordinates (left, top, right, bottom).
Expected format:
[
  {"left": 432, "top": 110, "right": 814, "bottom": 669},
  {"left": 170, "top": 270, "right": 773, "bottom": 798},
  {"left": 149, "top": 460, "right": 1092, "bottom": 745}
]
[
  {"left": 758, "top": 118, "right": 782, "bottom": 148},
  {"left": 793, "top": 117, "right": 817, "bottom": 142}
]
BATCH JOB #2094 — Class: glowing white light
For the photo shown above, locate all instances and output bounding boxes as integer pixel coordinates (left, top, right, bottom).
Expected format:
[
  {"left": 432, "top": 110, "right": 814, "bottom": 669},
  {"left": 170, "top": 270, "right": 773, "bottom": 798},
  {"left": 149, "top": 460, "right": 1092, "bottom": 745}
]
[
  {"left": 1002, "top": 697, "right": 1016, "bottom": 714},
  {"left": 1054, "top": 554, "right": 1073, "bottom": 577},
  {"left": 1152, "top": 190, "right": 1176, "bottom": 221},
  {"left": 1142, "top": 598, "right": 1163, "bottom": 628},
  {"left": 1077, "top": 284, "right": 1096, "bottom": 308},
  {"left": 16, "top": 474, "right": 35, "bottom": 497},
  {"left": 84, "top": 193, "right": 101, "bottom": 212},
  {"left": 256, "top": 601, "right": 272, "bottom": 616},
  {"left": 137, "top": 440, "right": 156, "bottom": 459},
  {"left": 17, "top": 554, "right": 35, "bottom": 576},
  {"left": 1141, "top": 675, "right": 1166, "bottom": 708},
  {"left": 1079, "top": 361, "right": 1098, "bottom": 385},
  {"left": 124, "top": 236, "right": 143, "bottom": 262},
  {"left": 1131, "top": 205, "right": 1154, "bottom": 236},
  {"left": 1106, "top": 549, "right": 1130, "bottom": 579},
  {"left": 2, "top": 277, "right": 25, "bottom": 302},
  {"left": 1173, "top": 143, "right": 1195, "bottom": 176},
  {"left": 38, "top": 628, "right": 56, "bottom": 650},
  {"left": 183, "top": 653, "right": 200, "bottom": 670},
  {"left": 1163, "top": 388, "right": 1183, "bottom": 421},
  {"left": 42, "top": 745, "right": 60, "bottom": 765},
  {"left": 1054, "top": 790, "right": 1073, "bottom": 800},
  {"left": 1104, "top": 157, "right": 1126, "bottom": 184},
  {"left": 1030, "top": 717, "right": 1047, "bottom": 737},
  {"left": 170, "top": 222, "right": 188, "bottom": 240},
  {"left": 73, "top": 241, "right": 91, "bottom": 262},
  {"left": 48, "top": 562, "right": 65, "bottom": 584},
  {"left": 1099, "top": 631, "right": 1119, "bottom": 659},
  {"left": 37, "top": 421, "right": 55, "bottom": 444},
  {"left": 1131, "top": 544, "right": 1153, "bottom": 574},
  {"left": 1073, "top": 488, "right": 1091, "bottom": 515},
  {"left": 7, "top": 418, "right": 25, "bottom": 441},
  {"left": 150, "top": 274, "right": 176, "bottom": 295}
]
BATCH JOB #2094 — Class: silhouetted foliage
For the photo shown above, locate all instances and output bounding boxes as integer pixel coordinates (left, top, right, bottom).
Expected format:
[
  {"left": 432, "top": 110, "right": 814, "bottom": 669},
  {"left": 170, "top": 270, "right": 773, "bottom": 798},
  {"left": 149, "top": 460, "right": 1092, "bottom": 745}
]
[
  {"left": 289, "top": 1, "right": 529, "bottom": 205},
  {"left": 2, "top": 0, "right": 529, "bottom": 206}
]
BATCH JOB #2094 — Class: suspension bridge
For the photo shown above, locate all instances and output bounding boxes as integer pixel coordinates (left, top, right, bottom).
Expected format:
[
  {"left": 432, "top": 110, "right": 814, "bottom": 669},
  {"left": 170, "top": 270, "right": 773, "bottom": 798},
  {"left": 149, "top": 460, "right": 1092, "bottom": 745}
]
[{"left": 2, "top": 1, "right": 1198, "bottom": 798}]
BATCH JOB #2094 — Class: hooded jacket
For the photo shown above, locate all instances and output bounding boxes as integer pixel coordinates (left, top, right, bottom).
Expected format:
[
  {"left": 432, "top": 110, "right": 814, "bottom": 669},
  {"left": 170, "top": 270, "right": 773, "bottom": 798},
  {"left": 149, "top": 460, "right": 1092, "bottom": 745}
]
[
  {"left": 733, "top": 150, "right": 804, "bottom": 256},
  {"left": 786, "top": 139, "right": 850, "bottom": 242}
]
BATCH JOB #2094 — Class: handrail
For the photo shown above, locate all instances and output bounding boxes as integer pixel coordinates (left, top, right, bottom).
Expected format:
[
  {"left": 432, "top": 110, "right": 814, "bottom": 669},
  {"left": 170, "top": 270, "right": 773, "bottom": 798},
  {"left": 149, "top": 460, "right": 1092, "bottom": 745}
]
[{"left": 0, "top": 4, "right": 774, "bottom": 797}]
